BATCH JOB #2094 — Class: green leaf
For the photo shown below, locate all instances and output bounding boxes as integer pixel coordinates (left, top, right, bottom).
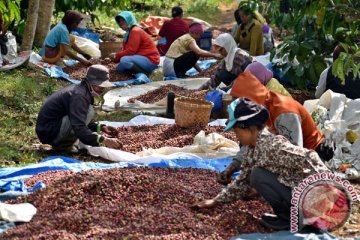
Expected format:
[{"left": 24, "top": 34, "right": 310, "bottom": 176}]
[
  {"left": 332, "top": 59, "right": 345, "bottom": 84},
  {"left": 295, "top": 65, "right": 304, "bottom": 77},
  {"left": 343, "top": 54, "right": 354, "bottom": 76}
]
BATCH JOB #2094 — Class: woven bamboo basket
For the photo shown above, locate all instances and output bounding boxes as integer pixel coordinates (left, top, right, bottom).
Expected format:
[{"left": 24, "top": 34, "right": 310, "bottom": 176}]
[
  {"left": 99, "top": 41, "right": 123, "bottom": 59},
  {"left": 174, "top": 97, "right": 213, "bottom": 128}
]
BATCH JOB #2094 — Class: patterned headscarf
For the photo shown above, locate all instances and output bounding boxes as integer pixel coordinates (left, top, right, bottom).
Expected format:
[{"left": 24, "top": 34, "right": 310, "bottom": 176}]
[
  {"left": 115, "top": 11, "right": 139, "bottom": 43},
  {"left": 213, "top": 33, "right": 239, "bottom": 71}
]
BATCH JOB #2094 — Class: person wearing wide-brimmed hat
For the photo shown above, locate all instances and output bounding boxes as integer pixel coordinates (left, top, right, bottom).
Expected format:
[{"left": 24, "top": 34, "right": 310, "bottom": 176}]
[
  {"left": 192, "top": 97, "right": 329, "bottom": 231},
  {"left": 36, "top": 65, "right": 120, "bottom": 153}
]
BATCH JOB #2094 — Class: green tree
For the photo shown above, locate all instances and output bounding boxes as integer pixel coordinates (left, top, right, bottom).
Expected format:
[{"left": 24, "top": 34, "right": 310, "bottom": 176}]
[
  {"left": 0, "top": 0, "right": 21, "bottom": 31},
  {"left": 267, "top": 0, "right": 360, "bottom": 88}
]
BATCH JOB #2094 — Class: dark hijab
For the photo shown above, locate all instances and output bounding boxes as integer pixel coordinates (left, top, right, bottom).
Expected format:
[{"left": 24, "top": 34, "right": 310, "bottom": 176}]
[{"left": 62, "top": 10, "right": 83, "bottom": 32}]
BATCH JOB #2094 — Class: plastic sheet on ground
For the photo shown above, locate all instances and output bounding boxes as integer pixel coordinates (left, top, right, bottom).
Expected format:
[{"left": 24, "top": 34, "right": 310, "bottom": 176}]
[
  {"left": 83, "top": 115, "right": 235, "bottom": 162},
  {"left": 72, "top": 27, "right": 101, "bottom": 44},
  {"left": 0, "top": 202, "right": 37, "bottom": 222},
  {"left": 33, "top": 55, "right": 152, "bottom": 87},
  {"left": 0, "top": 50, "right": 31, "bottom": 71},
  {"left": 73, "top": 35, "right": 101, "bottom": 59},
  {"left": 0, "top": 155, "right": 232, "bottom": 194},
  {"left": 185, "top": 59, "right": 217, "bottom": 76},
  {"left": 102, "top": 78, "right": 209, "bottom": 112},
  {"left": 231, "top": 230, "right": 343, "bottom": 240},
  {"left": 304, "top": 90, "right": 360, "bottom": 180}
]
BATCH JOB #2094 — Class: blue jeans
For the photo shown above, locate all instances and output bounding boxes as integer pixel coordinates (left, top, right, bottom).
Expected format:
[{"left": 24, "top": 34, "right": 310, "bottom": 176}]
[{"left": 116, "top": 55, "right": 158, "bottom": 74}]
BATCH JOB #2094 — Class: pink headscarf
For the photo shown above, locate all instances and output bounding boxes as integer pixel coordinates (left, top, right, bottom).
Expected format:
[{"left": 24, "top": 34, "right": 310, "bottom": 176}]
[
  {"left": 189, "top": 22, "right": 204, "bottom": 34},
  {"left": 244, "top": 62, "right": 273, "bottom": 85}
]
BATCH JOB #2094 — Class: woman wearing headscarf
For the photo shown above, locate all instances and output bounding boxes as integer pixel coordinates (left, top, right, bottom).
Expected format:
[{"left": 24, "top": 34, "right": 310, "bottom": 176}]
[
  {"left": 234, "top": 1, "right": 264, "bottom": 56},
  {"left": 199, "top": 33, "right": 253, "bottom": 90},
  {"left": 216, "top": 71, "right": 333, "bottom": 185},
  {"left": 109, "top": 11, "right": 160, "bottom": 75},
  {"left": 193, "top": 98, "right": 330, "bottom": 231},
  {"left": 39, "top": 10, "right": 91, "bottom": 65},
  {"left": 163, "top": 22, "right": 222, "bottom": 78},
  {"left": 244, "top": 62, "right": 291, "bottom": 97}
]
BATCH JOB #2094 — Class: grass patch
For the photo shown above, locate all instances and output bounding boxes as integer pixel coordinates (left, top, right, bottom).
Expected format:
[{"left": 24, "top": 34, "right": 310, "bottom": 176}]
[{"left": 0, "top": 68, "right": 68, "bottom": 166}]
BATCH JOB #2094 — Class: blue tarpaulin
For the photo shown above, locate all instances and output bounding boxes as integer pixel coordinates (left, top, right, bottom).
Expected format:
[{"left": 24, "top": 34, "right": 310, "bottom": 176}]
[
  {"left": 0, "top": 156, "right": 355, "bottom": 239},
  {"left": 186, "top": 59, "right": 217, "bottom": 76},
  {"left": 0, "top": 156, "right": 231, "bottom": 194},
  {"left": 72, "top": 28, "right": 101, "bottom": 44},
  {"left": 44, "top": 65, "right": 152, "bottom": 86}
]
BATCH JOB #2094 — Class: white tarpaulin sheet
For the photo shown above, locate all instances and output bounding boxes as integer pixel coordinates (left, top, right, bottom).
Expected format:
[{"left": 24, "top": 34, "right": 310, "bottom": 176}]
[
  {"left": 304, "top": 90, "right": 360, "bottom": 179},
  {"left": 81, "top": 115, "right": 238, "bottom": 162},
  {"left": 102, "top": 78, "right": 209, "bottom": 112}
]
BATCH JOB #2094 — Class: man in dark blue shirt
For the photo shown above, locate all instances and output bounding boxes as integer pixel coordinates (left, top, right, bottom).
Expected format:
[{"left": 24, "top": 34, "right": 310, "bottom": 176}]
[{"left": 36, "top": 65, "right": 120, "bottom": 153}]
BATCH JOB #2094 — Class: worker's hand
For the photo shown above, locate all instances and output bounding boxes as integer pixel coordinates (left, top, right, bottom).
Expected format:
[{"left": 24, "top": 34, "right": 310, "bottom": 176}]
[
  {"left": 108, "top": 53, "right": 117, "bottom": 62},
  {"left": 102, "top": 125, "right": 117, "bottom": 137},
  {"left": 213, "top": 53, "right": 223, "bottom": 60},
  {"left": 217, "top": 171, "right": 232, "bottom": 185},
  {"left": 191, "top": 198, "right": 218, "bottom": 210},
  {"left": 103, "top": 137, "right": 122, "bottom": 149},
  {"left": 81, "top": 59, "right": 92, "bottom": 66},
  {"left": 82, "top": 53, "right": 92, "bottom": 60},
  {"left": 217, "top": 164, "right": 237, "bottom": 185}
]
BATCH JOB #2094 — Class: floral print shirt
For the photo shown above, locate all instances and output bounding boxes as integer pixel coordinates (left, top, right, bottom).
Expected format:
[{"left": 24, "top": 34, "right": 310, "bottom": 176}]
[{"left": 215, "top": 128, "right": 329, "bottom": 203}]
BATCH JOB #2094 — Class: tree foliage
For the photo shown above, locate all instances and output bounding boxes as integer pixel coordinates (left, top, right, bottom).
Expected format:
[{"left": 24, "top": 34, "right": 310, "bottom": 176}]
[
  {"left": 266, "top": 0, "right": 360, "bottom": 88},
  {"left": 0, "top": 0, "right": 21, "bottom": 29},
  {"left": 54, "top": 0, "right": 175, "bottom": 21}
]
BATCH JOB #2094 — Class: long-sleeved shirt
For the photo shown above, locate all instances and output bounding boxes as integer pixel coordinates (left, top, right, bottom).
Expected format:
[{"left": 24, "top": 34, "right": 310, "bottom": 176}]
[
  {"left": 36, "top": 82, "right": 100, "bottom": 146},
  {"left": 215, "top": 128, "right": 329, "bottom": 203},
  {"left": 315, "top": 66, "right": 360, "bottom": 99},
  {"left": 115, "top": 26, "right": 160, "bottom": 65},
  {"left": 231, "top": 112, "right": 303, "bottom": 170},
  {"left": 210, "top": 49, "right": 253, "bottom": 88},
  {"left": 234, "top": 19, "right": 264, "bottom": 56}
]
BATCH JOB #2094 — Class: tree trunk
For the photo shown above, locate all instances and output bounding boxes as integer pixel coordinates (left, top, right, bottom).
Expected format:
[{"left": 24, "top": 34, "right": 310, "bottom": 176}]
[
  {"left": 34, "top": 0, "right": 55, "bottom": 48},
  {"left": 20, "top": 0, "right": 40, "bottom": 51}
]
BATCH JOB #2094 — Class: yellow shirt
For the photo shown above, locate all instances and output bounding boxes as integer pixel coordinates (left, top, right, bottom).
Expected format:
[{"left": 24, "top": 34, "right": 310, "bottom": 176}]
[
  {"left": 235, "top": 19, "right": 264, "bottom": 56},
  {"left": 266, "top": 78, "right": 292, "bottom": 97},
  {"left": 165, "top": 33, "right": 195, "bottom": 59}
]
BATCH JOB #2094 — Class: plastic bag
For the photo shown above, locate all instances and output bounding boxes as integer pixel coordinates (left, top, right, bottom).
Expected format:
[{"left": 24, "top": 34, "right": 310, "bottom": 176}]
[
  {"left": 205, "top": 90, "right": 223, "bottom": 112},
  {"left": 3, "top": 32, "right": 17, "bottom": 64},
  {"left": 74, "top": 35, "right": 101, "bottom": 59}
]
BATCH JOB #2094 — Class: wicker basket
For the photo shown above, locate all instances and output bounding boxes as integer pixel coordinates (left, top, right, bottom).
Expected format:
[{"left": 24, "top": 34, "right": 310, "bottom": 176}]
[
  {"left": 174, "top": 97, "right": 213, "bottom": 128},
  {"left": 99, "top": 41, "right": 123, "bottom": 59}
]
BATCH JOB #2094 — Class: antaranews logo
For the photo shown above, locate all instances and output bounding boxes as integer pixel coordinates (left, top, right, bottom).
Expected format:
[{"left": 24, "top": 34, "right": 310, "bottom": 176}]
[{"left": 290, "top": 171, "right": 358, "bottom": 233}]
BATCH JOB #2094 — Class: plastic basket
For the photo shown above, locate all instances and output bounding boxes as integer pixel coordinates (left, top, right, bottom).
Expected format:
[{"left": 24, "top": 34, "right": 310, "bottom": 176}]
[
  {"left": 174, "top": 97, "right": 213, "bottom": 128},
  {"left": 99, "top": 41, "right": 123, "bottom": 59}
]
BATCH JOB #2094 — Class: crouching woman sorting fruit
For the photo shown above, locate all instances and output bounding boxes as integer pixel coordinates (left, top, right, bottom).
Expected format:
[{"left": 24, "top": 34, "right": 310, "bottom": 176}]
[{"left": 192, "top": 98, "right": 331, "bottom": 231}]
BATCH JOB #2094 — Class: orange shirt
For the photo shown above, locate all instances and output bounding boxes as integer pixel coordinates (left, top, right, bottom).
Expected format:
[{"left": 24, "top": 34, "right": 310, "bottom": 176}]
[
  {"left": 230, "top": 71, "right": 324, "bottom": 150},
  {"left": 116, "top": 26, "right": 160, "bottom": 65}
]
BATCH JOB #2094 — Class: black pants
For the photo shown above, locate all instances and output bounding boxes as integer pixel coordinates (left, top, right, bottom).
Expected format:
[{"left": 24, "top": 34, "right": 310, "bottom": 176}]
[
  {"left": 250, "top": 167, "right": 292, "bottom": 221},
  {"left": 315, "top": 140, "right": 334, "bottom": 162},
  {"left": 213, "top": 69, "right": 238, "bottom": 87},
  {"left": 173, "top": 51, "right": 199, "bottom": 78}
]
